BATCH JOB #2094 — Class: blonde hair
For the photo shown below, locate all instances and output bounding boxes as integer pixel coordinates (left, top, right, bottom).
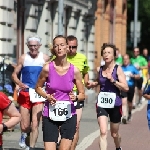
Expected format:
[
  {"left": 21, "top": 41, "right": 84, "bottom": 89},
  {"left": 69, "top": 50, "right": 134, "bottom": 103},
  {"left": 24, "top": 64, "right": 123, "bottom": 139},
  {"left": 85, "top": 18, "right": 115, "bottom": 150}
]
[{"left": 48, "top": 43, "right": 55, "bottom": 55}]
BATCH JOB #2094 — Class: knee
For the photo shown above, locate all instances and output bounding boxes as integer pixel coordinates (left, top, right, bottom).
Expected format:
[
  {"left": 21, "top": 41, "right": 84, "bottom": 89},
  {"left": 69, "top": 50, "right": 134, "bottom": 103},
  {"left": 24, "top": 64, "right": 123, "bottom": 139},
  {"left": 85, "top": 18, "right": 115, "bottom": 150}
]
[
  {"left": 21, "top": 124, "right": 30, "bottom": 132},
  {"left": 100, "top": 131, "right": 107, "bottom": 138},
  {"left": 111, "top": 132, "right": 119, "bottom": 138},
  {"left": 31, "top": 120, "right": 39, "bottom": 131}
]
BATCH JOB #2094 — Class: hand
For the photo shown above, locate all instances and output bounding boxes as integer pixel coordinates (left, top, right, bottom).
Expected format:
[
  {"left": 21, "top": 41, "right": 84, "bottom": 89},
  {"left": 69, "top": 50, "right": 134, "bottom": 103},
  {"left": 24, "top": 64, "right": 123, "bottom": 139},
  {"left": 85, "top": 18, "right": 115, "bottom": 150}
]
[
  {"left": 69, "top": 92, "right": 76, "bottom": 101},
  {"left": 15, "top": 85, "right": 20, "bottom": 92},
  {"left": 86, "top": 81, "right": 98, "bottom": 89},
  {"left": 129, "top": 74, "right": 134, "bottom": 78},
  {"left": 136, "top": 66, "right": 140, "bottom": 70},
  {"left": 47, "top": 93, "right": 56, "bottom": 105},
  {"left": 18, "top": 82, "right": 29, "bottom": 89},
  {"left": 86, "top": 81, "right": 94, "bottom": 89}
]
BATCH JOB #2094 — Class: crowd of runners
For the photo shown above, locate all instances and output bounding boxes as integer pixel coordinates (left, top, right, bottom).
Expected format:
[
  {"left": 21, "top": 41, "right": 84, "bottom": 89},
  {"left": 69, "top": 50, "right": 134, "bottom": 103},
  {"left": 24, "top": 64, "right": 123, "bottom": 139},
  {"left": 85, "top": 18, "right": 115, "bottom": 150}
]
[{"left": 0, "top": 34, "right": 150, "bottom": 150}]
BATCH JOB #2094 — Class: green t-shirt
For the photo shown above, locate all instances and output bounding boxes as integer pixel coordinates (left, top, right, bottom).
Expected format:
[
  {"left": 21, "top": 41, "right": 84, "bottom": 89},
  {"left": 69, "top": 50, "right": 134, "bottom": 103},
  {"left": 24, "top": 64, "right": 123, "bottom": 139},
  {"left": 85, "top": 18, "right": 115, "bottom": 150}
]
[
  {"left": 130, "top": 56, "right": 148, "bottom": 67},
  {"left": 115, "top": 56, "right": 123, "bottom": 65},
  {"left": 130, "top": 55, "right": 148, "bottom": 77},
  {"left": 67, "top": 53, "right": 89, "bottom": 75}
]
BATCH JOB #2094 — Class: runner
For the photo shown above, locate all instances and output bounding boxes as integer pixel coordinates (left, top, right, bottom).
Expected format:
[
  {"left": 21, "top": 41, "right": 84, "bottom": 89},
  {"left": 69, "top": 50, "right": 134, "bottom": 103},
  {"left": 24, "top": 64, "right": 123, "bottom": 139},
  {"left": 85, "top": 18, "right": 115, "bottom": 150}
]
[
  {"left": 12, "top": 35, "right": 49, "bottom": 150},
  {"left": 142, "top": 48, "right": 150, "bottom": 87},
  {"left": 35, "top": 35, "right": 85, "bottom": 150},
  {"left": 0, "top": 92, "right": 21, "bottom": 150},
  {"left": 121, "top": 54, "right": 140, "bottom": 123},
  {"left": 88, "top": 43, "right": 128, "bottom": 150},
  {"left": 66, "top": 35, "right": 90, "bottom": 150},
  {"left": 131, "top": 47, "right": 148, "bottom": 107},
  {"left": 143, "top": 79, "right": 150, "bottom": 130}
]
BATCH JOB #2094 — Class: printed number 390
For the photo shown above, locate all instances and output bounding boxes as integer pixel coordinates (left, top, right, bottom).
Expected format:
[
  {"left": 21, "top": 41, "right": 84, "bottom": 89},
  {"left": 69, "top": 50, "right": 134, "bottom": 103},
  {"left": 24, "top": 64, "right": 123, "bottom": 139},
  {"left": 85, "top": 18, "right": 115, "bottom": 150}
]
[{"left": 101, "top": 97, "right": 113, "bottom": 104}]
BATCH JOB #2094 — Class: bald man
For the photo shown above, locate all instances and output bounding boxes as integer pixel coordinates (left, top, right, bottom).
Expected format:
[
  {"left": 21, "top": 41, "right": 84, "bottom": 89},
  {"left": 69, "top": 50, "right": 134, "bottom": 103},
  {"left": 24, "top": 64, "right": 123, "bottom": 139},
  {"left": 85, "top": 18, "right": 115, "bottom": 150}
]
[{"left": 121, "top": 54, "right": 140, "bottom": 123}]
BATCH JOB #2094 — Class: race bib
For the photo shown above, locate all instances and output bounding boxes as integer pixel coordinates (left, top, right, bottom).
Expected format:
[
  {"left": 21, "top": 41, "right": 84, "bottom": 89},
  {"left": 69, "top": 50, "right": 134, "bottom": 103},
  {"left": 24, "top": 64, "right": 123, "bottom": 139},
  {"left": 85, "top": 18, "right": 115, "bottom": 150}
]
[
  {"left": 29, "top": 88, "right": 46, "bottom": 103},
  {"left": 124, "top": 71, "right": 131, "bottom": 81},
  {"left": 49, "top": 101, "right": 72, "bottom": 121},
  {"left": 97, "top": 92, "right": 116, "bottom": 108}
]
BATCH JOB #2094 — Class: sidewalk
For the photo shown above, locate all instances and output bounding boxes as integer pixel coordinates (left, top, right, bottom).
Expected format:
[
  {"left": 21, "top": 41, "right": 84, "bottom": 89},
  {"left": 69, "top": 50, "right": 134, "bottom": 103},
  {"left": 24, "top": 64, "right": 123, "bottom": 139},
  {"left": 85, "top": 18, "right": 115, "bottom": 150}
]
[{"left": 85, "top": 103, "right": 150, "bottom": 150}]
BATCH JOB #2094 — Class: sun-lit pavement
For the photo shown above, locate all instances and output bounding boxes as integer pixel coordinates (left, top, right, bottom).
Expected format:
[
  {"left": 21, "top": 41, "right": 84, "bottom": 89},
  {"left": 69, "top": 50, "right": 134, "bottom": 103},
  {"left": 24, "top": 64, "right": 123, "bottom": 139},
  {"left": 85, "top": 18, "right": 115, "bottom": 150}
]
[{"left": 85, "top": 101, "right": 150, "bottom": 150}]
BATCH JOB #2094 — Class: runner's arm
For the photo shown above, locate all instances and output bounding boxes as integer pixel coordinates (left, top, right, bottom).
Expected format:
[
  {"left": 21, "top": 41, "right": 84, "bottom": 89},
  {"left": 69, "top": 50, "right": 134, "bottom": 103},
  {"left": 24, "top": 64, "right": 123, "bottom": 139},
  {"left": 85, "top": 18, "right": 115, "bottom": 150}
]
[
  {"left": 143, "top": 94, "right": 150, "bottom": 100},
  {"left": 143, "top": 80, "right": 150, "bottom": 100},
  {"left": 114, "top": 66, "right": 129, "bottom": 92},
  {"left": 12, "top": 55, "right": 24, "bottom": 85},
  {"left": 74, "top": 66, "right": 85, "bottom": 101},
  {"left": 35, "top": 64, "right": 49, "bottom": 98},
  {"left": 1, "top": 103, "right": 21, "bottom": 132},
  {"left": 133, "top": 66, "right": 140, "bottom": 79},
  {"left": 84, "top": 72, "right": 89, "bottom": 88}
]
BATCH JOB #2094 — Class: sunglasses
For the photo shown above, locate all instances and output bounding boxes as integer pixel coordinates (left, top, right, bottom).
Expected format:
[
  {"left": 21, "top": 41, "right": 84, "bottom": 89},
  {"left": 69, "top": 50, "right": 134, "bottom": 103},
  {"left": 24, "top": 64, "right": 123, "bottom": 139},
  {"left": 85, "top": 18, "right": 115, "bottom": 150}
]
[
  {"left": 134, "top": 51, "right": 139, "bottom": 53},
  {"left": 69, "top": 46, "right": 77, "bottom": 49}
]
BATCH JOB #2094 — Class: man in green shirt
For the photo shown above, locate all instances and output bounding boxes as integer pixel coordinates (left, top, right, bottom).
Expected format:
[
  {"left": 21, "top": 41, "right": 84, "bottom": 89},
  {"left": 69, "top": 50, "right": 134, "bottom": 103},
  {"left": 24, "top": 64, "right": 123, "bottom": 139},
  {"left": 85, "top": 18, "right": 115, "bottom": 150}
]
[
  {"left": 131, "top": 47, "right": 148, "bottom": 106},
  {"left": 67, "top": 35, "right": 90, "bottom": 150},
  {"left": 115, "top": 48, "right": 123, "bottom": 65}
]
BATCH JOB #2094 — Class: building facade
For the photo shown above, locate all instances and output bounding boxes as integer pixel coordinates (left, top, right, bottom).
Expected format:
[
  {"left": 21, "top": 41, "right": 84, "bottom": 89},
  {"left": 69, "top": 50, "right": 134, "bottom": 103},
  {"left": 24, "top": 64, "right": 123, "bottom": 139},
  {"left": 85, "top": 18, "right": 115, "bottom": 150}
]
[
  {"left": 0, "top": 0, "right": 97, "bottom": 81},
  {"left": 0, "top": 0, "right": 127, "bottom": 79},
  {"left": 95, "top": 0, "right": 127, "bottom": 68}
]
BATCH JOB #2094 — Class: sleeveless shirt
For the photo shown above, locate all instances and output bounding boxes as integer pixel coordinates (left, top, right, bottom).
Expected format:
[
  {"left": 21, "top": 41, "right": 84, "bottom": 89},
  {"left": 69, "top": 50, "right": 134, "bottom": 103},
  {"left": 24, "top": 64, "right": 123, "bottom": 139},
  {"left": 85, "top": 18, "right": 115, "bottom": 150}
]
[
  {"left": 42, "top": 62, "right": 76, "bottom": 117},
  {"left": 21, "top": 52, "right": 45, "bottom": 89},
  {"left": 99, "top": 65, "right": 122, "bottom": 106}
]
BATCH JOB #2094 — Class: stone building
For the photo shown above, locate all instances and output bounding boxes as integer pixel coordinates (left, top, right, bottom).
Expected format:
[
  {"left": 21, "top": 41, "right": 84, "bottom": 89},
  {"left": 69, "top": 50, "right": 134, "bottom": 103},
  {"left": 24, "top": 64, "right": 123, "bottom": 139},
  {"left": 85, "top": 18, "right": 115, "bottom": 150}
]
[
  {"left": 0, "top": 0, "right": 127, "bottom": 80},
  {"left": 95, "top": 0, "right": 127, "bottom": 68}
]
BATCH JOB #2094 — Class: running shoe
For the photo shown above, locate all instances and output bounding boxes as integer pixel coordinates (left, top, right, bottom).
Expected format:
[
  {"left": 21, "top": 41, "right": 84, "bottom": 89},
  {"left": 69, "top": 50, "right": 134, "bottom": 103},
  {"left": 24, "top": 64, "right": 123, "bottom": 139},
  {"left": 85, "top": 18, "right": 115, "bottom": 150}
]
[
  {"left": 122, "top": 116, "right": 127, "bottom": 124},
  {"left": 19, "top": 132, "right": 27, "bottom": 148},
  {"left": 25, "top": 146, "right": 30, "bottom": 150},
  {"left": 116, "top": 147, "right": 122, "bottom": 150},
  {"left": 127, "top": 113, "right": 132, "bottom": 122}
]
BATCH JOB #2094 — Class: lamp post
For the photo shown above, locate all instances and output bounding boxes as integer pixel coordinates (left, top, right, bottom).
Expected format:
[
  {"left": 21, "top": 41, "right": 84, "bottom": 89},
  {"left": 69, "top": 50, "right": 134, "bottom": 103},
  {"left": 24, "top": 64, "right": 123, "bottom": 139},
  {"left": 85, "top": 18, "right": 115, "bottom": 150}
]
[{"left": 134, "top": 0, "right": 139, "bottom": 47}]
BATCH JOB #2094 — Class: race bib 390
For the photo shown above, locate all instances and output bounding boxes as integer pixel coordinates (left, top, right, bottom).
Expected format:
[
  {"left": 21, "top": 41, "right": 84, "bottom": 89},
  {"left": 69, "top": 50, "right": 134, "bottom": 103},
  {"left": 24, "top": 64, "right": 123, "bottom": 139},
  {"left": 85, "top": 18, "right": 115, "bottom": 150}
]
[{"left": 97, "top": 92, "right": 116, "bottom": 108}]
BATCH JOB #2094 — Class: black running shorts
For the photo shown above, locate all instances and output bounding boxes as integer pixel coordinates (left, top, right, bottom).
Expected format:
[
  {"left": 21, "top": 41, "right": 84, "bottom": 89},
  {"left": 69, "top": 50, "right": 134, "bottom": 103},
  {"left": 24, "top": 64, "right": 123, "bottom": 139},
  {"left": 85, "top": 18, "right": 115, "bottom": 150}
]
[
  {"left": 96, "top": 106, "right": 122, "bottom": 123},
  {"left": 121, "top": 86, "right": 135, "bottom": 102},
  {"left": 75, "top": 101, "right": 84, "bottom": 109},
  {"left": 42, "top": 114, "right": 77, "bottom": 143},
  {"left": 135, "top": 77, "right": 143, "bottom": 90}
]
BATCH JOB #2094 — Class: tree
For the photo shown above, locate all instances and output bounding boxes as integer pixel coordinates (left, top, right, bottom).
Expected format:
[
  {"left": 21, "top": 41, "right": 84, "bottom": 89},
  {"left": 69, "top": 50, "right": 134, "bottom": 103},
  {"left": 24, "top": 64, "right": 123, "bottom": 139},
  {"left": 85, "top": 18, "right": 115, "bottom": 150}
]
[{"left": 127, "top": 0, "right": 150, "bottom": 51}]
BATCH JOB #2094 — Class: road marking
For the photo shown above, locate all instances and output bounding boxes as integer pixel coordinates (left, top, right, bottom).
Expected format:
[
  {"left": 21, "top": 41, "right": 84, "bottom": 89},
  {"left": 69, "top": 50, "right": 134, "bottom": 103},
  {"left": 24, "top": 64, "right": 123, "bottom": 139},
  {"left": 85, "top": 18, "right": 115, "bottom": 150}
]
[{"left": 76, "top": 101, "right": 147, "bottom": 150}]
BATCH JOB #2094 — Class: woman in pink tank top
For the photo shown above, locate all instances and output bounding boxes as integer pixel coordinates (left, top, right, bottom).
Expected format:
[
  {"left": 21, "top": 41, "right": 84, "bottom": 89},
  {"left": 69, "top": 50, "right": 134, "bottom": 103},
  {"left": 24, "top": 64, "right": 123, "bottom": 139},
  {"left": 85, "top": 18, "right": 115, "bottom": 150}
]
[{"left": 35, "top": 35, "right": 85, "bottom": 150}]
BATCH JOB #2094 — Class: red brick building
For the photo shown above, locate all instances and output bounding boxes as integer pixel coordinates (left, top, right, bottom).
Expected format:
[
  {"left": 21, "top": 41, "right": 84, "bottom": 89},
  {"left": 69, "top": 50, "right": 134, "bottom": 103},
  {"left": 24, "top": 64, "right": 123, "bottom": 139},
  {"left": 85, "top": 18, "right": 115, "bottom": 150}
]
[{"left": 94, "top": 0, "right": 127, "bottom": 68}]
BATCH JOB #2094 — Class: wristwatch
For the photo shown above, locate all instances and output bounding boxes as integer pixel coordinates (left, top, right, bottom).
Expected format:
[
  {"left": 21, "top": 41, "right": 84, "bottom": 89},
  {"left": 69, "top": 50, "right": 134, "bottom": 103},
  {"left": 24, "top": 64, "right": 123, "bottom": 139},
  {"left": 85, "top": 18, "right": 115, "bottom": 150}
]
[
  {"left": 1, "top": 123, "right": 8, "bottom": 134},
  {"left": 75, "top": 95, "right": 78, "bottom": 102}
]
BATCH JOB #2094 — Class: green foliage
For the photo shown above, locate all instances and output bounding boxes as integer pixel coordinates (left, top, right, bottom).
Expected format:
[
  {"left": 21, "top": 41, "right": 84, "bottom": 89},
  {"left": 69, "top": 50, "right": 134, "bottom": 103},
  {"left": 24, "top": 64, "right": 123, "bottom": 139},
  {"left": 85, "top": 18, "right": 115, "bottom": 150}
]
[
  {"left": 127, "top": 0, "right": 150, "bottom": 50},
  {"left": 127, "top": 50, "right": 133, "bottom": 58}
]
